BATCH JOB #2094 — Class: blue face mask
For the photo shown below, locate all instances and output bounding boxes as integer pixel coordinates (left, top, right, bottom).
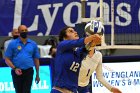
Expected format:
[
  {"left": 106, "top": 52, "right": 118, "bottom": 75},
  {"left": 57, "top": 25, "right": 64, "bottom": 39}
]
[
  {"left": 13, "top": 35, "right": 19, "bottom": 39},
  {"left": 20, "top": 32, "right": 28, "bottom": 38}
]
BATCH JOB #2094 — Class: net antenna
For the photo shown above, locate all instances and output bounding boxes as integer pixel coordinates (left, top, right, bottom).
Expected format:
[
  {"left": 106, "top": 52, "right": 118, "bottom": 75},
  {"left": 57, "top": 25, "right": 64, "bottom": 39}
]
[{"left": 81, "top": 0, "right": 140, "bottom": 50}]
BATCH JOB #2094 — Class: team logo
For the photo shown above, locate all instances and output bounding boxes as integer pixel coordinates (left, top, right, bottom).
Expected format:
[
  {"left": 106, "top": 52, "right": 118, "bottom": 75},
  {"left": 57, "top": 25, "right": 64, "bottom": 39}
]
[{"left": 17, "top": 46, "right": 22, "bottom": 50}]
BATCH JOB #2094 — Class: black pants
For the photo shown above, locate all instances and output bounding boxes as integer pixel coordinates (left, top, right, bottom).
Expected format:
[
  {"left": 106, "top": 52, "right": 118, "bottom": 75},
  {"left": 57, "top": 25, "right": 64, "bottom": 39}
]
[{"left": 11, "top": 67, "right": 34, "bottom": 93}]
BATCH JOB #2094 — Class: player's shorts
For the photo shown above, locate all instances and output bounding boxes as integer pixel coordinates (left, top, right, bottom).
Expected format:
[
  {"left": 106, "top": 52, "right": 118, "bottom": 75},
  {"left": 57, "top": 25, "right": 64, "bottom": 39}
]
[
  {"left": 51, "top": 86, "right": 75, "bottom": 93},
  {"left": 51, "top": 89, "right": 62, "bottom": 93},
  {"left": 77, "top": 86, "right": 90, "bottom": 93}
]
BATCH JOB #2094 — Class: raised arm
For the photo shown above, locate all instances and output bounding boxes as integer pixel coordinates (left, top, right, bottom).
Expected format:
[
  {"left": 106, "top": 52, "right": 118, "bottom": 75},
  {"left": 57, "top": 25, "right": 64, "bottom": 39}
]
[
  {"left": 84, "top": 34, "right": 101, "bottom": 45},
  {"left": 58, "top": 34, "right": 101, "bottom": 52}
]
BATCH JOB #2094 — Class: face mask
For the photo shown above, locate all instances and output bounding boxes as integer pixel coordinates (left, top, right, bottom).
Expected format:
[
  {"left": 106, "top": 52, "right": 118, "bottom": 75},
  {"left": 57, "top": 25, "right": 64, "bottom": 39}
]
[
  {"left": 13, "top": 35, "right": 19, "bottom": 39},
  {"left": 20, "top": 32, "right": 28, "bottom": 39},
  {"left": 52, "top": 53, "right": 56, "bottom": 58}
]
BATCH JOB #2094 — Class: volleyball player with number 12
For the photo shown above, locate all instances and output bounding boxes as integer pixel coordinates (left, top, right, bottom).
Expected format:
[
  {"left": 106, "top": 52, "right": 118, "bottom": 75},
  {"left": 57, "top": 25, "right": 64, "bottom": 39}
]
[{"left": 51, "top": 26, "right": 101, "bottom": 93}]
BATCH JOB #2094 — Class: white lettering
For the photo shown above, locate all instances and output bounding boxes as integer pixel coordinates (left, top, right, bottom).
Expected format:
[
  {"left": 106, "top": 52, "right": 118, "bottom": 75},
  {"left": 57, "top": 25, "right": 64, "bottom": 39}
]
[
  {"left": 87, "top": 2, "right": 99, "bottom": 18},
  {"left": 28, "top": 15, "right": 39, "bottom": 33},
  {"left": 116, "top": 3, "right": 132, "bottom": 26},
  {"left": 43, "top": 80, "right": 49, "bottom": 89},
  {"left": 4, "top": 82, "right": 10, "bottom": 91},
  {"left": 138, "top": 8, "right": 140, "bottom": 25},
  {"left": 87, "top": 2, "right": 110, "bottom": 25},
  {"left": 10, "top": 82, "right": 15, "bottom": 91},
  {"left": 0, "top": 82, "right": 15, "bottom": 92},
  {"left": 13, "top": 0, "right": 38, "bottom": 34},
  {"left": 12, "top": 1, "right": 139, "bottom": 35},
  {"left": 38, "top": 3, "right": 63, "bottom": 35},
  {"left": 13, "top": 0, "right": 22, "bottom": 29},
  {"left": 32, "top": 80, "right": 49, "bottom": 90},
  {"left": 32, "top": 82, "right": 38, "bottom": 90},
  {"left": 63, "top": 2, "right": 81, "bottom": 27},
  {"left": 0, "top": 82, "right": 4, "bottom": 91}
]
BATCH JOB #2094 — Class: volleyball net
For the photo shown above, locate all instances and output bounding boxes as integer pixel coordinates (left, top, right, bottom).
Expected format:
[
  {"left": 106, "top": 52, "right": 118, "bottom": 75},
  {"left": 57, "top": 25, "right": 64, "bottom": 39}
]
[{"left": 80, "top": 0, "right": 140, "bottom": 50}]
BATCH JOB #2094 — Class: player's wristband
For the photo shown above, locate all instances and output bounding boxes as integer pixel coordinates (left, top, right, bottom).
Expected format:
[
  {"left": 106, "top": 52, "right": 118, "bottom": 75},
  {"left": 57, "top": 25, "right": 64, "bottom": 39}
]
[{"left": 13, "top": 67, "right": 17, "bottom": 70}]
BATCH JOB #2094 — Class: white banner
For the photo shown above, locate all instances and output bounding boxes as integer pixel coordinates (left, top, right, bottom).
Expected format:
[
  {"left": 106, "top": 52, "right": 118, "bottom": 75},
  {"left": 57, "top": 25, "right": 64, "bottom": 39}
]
[{"left": 92, "top": 62, "right": 140, "bottom": 93}]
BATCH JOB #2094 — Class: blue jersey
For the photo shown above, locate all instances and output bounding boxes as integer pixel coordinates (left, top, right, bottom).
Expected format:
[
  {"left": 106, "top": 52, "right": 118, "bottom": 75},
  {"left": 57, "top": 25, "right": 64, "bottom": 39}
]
[
  {"left": 53, "top": 38, "right": 87, "bottom": 92},
  {"left": 4, "top": 38, "right": 40, "bottom": 69}
]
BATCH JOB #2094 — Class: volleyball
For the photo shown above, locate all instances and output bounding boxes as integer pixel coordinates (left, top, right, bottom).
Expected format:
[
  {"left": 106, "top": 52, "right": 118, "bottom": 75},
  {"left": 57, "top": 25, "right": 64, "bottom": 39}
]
[{"left": 84, "top": 20, "right": 104, "bottom": 36}]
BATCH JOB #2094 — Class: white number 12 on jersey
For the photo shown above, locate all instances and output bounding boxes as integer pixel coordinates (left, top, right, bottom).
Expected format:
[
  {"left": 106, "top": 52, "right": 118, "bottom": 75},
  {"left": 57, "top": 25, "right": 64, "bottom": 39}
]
[{"left": 70, "top": 62, "right": 80, "bottom": 72}]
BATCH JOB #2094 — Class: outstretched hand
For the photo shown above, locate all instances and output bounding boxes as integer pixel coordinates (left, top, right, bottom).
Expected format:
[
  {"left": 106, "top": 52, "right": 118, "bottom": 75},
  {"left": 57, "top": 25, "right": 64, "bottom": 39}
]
[
  {"left": 86, "top": 34, "right": 101, "bottom": 50},
  {"left": 111, "top": 87, "right": 122, "bottom": 93},
  {"left": 35, "top": 75, "right": 40, "bottom": 84},
  {"left": 91, "top": 34, "right": 102, "bottom": 46}
]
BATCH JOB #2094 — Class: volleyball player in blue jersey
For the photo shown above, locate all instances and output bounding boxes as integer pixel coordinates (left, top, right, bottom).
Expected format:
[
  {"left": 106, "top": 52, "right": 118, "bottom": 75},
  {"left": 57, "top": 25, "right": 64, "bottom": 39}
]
[{"left": 51, "top": 26, "right": 101, "bottom": 93}]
